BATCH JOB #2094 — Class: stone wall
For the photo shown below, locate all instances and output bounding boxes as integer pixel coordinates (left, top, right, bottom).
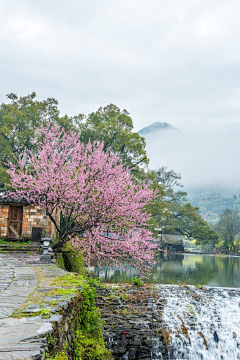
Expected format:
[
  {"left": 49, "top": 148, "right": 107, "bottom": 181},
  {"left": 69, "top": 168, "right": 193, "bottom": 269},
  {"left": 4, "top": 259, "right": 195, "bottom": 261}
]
[
  {"left": 0, "top": 252, "right": 167, "bottom": 360},
  {"left": 45, "top": 284, "right": 168, "bottom": 360},
  {"left": 0, "top": 204, "right": 8, "bottom": 237},
  {"left": 21, "top": 205, "right": 59, "bottom": 239},
  {"left": 45, "top": 294, "right": 84, "bottom": 359},
  {"left": 97, "top": 284, "right": 168, "bottom": 359},
  {"left": 0, "top": 204, "right": 59, "bottom": 239}
]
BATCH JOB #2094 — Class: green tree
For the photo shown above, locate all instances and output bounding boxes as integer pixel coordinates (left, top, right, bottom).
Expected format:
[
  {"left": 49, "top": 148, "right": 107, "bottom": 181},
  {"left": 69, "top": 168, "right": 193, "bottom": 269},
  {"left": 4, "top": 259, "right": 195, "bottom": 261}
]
[
  {"left": 153, "top": 167, "right": 219, "bottom": 245},
  {"left": 0, "top": 92, "right": 82, "bottom": 188},
  {"left": 141, "top": 169, "right": 165, "bottom": 237},
  {"left": 79, "top": 104, "right": 148, "bottom": 169},
  {"left": 168, "top": 203, "right": 219, "bottom": 245},
  {"left": 0, "top": 96, "right": 148, "bottom": 189},
  {"left": 215, "top": 208, "right": 240, "bottom": 253}
]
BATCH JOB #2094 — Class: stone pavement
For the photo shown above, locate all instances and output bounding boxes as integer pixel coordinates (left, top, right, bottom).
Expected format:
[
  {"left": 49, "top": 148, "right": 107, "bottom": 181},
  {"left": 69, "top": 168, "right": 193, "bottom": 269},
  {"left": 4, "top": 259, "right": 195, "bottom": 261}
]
[
  {"left": 0, "top": 254, "right": 38, "bottom": 319},
  {"left": 0, "top": 253, "right": 78, "bottom": 360}
]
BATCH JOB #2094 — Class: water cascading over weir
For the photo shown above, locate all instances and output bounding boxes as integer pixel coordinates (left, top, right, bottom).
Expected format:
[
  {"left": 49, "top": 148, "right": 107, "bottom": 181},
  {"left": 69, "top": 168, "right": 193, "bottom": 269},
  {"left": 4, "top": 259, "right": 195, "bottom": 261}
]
[
  {"left": 100, "top": 284, "right": 240, "bottom": 359},
  {"left": 160, "top": 285, "right": 240, "bottom": 359}
]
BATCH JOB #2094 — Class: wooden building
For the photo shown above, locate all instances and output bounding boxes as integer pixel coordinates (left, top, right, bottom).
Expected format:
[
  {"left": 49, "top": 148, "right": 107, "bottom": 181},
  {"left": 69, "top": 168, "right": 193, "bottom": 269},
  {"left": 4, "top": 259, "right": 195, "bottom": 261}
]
[
  {"left": 161, "top": 231, "right": 184, "bottom": 252},
  {"left": 0, "top": 195, "right": 59, "bottom": 240}
]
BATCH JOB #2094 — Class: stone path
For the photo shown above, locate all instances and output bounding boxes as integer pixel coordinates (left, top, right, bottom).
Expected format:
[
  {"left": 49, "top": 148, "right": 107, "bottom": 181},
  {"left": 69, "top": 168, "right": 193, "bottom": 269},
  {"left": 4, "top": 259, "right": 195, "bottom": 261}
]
[
  {"left": 0, "top": 254, "right": 43, "bottom": 359},
  {"left": 0, "top": 253, "right": 78, "bottom": 360},
  {"left": 0, "top": 255, "right": 38, "bottom": 319}
]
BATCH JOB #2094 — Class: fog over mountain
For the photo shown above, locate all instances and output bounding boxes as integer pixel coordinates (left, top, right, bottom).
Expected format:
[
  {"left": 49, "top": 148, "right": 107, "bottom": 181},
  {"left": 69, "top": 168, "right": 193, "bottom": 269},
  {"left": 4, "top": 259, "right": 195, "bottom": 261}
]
[
  {"left": 138, "top": 122, "right": 180, "bottom": 136},
  {"left": 139, "top": 122, "right": 240, "bottom": 197}
]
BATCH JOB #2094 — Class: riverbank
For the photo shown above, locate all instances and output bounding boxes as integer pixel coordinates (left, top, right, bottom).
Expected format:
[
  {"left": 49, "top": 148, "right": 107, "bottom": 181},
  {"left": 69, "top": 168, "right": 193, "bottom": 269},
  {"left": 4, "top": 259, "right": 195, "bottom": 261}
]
[
  {"left": 0, "top": 252, "right": 111, "bottom": 360},
  {"left": 1, "top": 252, "right": 240, "bottom": 359}
]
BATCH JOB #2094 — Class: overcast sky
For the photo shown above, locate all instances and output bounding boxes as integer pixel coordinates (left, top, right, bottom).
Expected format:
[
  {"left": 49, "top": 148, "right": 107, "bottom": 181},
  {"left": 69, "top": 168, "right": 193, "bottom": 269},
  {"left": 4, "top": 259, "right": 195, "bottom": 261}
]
[{"left": 1, "top": 0, "right": 240, "bottom": 133}]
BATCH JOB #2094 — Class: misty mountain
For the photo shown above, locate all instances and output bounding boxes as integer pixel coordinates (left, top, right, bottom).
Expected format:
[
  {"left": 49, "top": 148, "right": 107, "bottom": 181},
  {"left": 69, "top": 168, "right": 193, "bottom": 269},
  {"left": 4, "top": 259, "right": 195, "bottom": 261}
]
[
  {"left": 138, "top": 122, "right": 180, "bottom": 136},
  {"left": 138, "top": 123, "right": 240, "bottom": 197}
]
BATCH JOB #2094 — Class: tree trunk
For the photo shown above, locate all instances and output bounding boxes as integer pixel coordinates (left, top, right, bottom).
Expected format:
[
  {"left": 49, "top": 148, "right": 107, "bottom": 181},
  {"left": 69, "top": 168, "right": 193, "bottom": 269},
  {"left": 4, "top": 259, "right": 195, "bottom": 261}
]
[{"left": 52, "top": 240, "right": 65, "bottom": 251}]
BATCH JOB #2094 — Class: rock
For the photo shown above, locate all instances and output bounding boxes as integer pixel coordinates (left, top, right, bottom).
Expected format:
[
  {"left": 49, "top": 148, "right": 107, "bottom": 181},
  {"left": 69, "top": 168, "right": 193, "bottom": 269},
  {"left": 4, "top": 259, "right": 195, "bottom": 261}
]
[
  {"left": 114, "top": 346, "right": 126, "bottom": 354},
  {"left": 129, "top": 338, "right": 142, "bottom": 346},
  {"left": 36, "top": 322, "right": 53, "bottom": 335}
]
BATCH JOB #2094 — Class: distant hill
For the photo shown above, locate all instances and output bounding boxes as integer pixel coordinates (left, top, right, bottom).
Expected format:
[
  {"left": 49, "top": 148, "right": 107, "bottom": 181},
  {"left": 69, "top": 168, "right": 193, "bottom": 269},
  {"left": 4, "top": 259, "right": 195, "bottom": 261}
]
[
  {"left": 138, "top": 122, "right": 240, "bottom": 199},
  {"left": 138, "top": 122, "right": 180, "bottom": 136}
]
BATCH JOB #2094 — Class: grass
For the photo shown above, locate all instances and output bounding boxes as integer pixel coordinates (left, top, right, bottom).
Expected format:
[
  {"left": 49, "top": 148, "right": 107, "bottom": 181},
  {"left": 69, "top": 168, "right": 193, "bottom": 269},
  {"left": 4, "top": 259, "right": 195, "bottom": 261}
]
[
  {"left": 0, "top": 238, "right": 31, "bottom": 245},
  {"left": 11, "top": 264, "right": 81, "bottom": 318}
]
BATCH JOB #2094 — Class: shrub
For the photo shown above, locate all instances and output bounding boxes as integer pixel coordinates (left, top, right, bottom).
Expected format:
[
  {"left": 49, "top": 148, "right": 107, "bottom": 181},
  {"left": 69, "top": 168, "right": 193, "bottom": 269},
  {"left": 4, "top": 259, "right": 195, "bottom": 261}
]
[
  {"left": 56, "top": 241, "right": 85, "bottom": 275},
  {"left": 130, "top": 277, "right": 143, "bottom": 287}
]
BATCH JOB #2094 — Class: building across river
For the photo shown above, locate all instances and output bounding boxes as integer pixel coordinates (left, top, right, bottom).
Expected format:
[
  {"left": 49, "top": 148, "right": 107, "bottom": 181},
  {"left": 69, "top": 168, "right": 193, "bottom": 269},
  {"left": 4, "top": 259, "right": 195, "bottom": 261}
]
[{"left": 161, "top": 231, "right": 184, "bottom": 252}]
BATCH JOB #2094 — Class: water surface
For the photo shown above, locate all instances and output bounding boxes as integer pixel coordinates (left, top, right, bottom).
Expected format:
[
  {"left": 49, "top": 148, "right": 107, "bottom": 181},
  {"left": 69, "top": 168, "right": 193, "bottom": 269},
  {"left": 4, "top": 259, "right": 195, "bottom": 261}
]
[{"left": 94, "top": 253, "right": 240, "bottom": 288}]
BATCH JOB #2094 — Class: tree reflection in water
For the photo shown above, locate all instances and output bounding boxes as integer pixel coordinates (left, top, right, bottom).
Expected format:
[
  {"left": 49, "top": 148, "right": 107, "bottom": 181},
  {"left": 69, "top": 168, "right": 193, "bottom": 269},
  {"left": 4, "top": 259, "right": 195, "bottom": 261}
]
[{"left": 94, "top": 254, "right": 240, "bottom": 288}]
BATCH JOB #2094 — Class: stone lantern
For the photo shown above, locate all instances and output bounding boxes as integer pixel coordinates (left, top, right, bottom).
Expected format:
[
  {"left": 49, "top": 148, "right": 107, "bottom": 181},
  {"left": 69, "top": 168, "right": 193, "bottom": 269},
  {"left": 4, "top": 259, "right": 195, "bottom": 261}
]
[{"left": 40, "top": 237, "right": 52, "bottom": 262}]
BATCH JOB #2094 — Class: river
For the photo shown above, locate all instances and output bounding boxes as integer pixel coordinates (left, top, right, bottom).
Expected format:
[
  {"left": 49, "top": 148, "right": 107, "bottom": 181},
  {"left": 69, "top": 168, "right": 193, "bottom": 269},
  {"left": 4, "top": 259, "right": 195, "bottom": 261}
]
[
  {"left": 94, "top": 253, "right": 240, "bottom": 288},
  {"left": 95, "top": 254, "right": 240, "bottom": 359}
]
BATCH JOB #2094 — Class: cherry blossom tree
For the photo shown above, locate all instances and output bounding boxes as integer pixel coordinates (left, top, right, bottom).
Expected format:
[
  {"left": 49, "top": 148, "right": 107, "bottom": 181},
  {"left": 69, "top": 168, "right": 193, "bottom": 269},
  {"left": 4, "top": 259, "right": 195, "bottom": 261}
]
[{"left": 7, "top": 125, "right": 158, "bottom": 275}]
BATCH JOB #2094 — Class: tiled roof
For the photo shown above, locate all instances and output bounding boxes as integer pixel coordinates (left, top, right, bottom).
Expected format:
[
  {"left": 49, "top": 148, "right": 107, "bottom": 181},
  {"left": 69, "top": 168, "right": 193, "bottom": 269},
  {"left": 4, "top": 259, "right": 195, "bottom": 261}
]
[{"left": 0, "top": 193, "right": 29, "bottom": 205}]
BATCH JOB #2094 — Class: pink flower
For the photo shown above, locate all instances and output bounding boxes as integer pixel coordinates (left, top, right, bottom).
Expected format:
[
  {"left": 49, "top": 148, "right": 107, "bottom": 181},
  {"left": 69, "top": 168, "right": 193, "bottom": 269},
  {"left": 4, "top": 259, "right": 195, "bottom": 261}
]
[{"left": 7, "top": 124, "right": 159, "bottom": 276}]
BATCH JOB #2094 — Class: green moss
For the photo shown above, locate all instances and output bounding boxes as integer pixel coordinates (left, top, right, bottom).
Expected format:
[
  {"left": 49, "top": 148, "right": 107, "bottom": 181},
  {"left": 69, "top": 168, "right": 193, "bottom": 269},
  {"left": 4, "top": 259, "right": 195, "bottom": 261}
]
[
  {"left": 53, "top": 273, "right": 84, "bottom": 288},
  {"left": 40, "top": 308, "right": 51, "bottom": 316},
  {"left": 47, "top": 277, "right": 112, "bottom": 360},
  {"left": 0, "top": 239, "right": 31, "bottom": 245},
  {"left": 46, "top": 352, "right": 68, "bottom": 360},
  {"left": 55, "top": 253, "right": 65, "bottom": 271},
  {"left": 120, "top": 293, "right": 129, "bottom": 301},
  {"left": 56, "top": 241, "right": 85, "bottom": 275},
  {"left": 49, "top": 288, "right": 76, "bottom": 297}
]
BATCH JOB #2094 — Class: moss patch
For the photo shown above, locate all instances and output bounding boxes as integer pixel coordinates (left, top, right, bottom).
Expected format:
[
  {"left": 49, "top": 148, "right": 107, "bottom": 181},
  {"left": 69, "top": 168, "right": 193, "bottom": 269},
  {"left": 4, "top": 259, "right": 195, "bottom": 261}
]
[
  {"left": 55, "top": 241, "right": 86, "bottom": 275},
  {"left": 46, "top": 278, "right": 112, "bottom": 360}
]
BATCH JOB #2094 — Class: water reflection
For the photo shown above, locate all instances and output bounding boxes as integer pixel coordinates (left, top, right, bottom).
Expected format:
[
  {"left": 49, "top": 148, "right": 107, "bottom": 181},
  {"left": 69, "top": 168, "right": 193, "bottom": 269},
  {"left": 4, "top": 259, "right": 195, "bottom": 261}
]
[{"left": 94, "top": 253, "right": 240, "bottom": 288}]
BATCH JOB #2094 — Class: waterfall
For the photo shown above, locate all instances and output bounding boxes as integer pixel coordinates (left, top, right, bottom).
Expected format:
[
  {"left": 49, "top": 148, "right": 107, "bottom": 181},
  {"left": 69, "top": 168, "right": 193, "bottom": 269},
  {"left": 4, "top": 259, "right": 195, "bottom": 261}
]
[{"left": 161, "top": 285, "right": 240, "bottom": 359}]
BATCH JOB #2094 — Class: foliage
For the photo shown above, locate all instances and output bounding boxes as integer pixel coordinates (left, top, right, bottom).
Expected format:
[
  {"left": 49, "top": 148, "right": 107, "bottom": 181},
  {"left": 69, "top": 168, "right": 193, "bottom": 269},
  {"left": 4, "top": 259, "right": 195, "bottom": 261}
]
[
  {"left": 72, "top": 277, "right": 112, "bottom": 360},
  {"left": 0, "top": 92, "right": 82, "bottom": 189},
  {"left": 46, "top": 352, "right": 68, "bottom": 360},
  {"left": 79, "top": 104, "right": 148, "bottom": 169},
  {"left": 1, "top": 92, "right": 220, "bottom": 251},
  {"left": 71, "top": 284, "right": 112, "bottom": 359},
  {"left": 56, "top": 241, "right": 85, "bottom": 275},
  {"left": 215, "top": 208, "right": 240, "bottom": 253},
  {"left": 130, "top": 277, "right": 143, "bottom": 287},
  {"left": 7, "top": 124, "right": 158, "bottom": 276},
  {"left": 47, "top": 277, "right": 112, "bottom": 360},
  {"left": 152, "top": 167, "right": 219, "bottom": 244},
  {"left": 137, "top": 169, "right": 165, "bottom": 237},
  {"left": 191, "top": 191, "right": 240, "bottom": 224},
  {"left": 169, "top": 203, "right": 219, "bottom": 245},
  {"left": 0, "top": 95, "right": 148, "bottom": 188}
]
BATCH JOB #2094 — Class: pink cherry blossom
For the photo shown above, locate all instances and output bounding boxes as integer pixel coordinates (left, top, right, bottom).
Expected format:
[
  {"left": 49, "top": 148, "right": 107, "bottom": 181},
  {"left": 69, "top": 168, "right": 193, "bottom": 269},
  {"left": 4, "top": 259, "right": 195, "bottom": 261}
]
[{"left": 7, "top": 124, "right": 159, "bottom": 276}]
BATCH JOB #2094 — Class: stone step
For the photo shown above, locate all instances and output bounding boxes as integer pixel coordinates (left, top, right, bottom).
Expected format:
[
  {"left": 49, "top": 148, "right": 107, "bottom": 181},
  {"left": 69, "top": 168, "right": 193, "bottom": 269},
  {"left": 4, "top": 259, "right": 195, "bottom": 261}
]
[
  {"left": 0, "top": 244, "right": 39, "bottom": 252},
  {"left": 0, "top": 248, "right": 39, "bottom": 252},
  {"left": 0, "top": 244, "right": 38, "bottom": 247}
]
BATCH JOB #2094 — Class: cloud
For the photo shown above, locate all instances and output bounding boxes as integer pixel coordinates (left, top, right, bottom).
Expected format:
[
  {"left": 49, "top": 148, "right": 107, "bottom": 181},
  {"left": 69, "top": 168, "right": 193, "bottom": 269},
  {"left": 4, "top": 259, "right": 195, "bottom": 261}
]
[
  {"left": 143, "top": 127, "right": 240, "bottom": 195},
  {"left": 1, "top": 0, "right": 240, "bottom": 133}
]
